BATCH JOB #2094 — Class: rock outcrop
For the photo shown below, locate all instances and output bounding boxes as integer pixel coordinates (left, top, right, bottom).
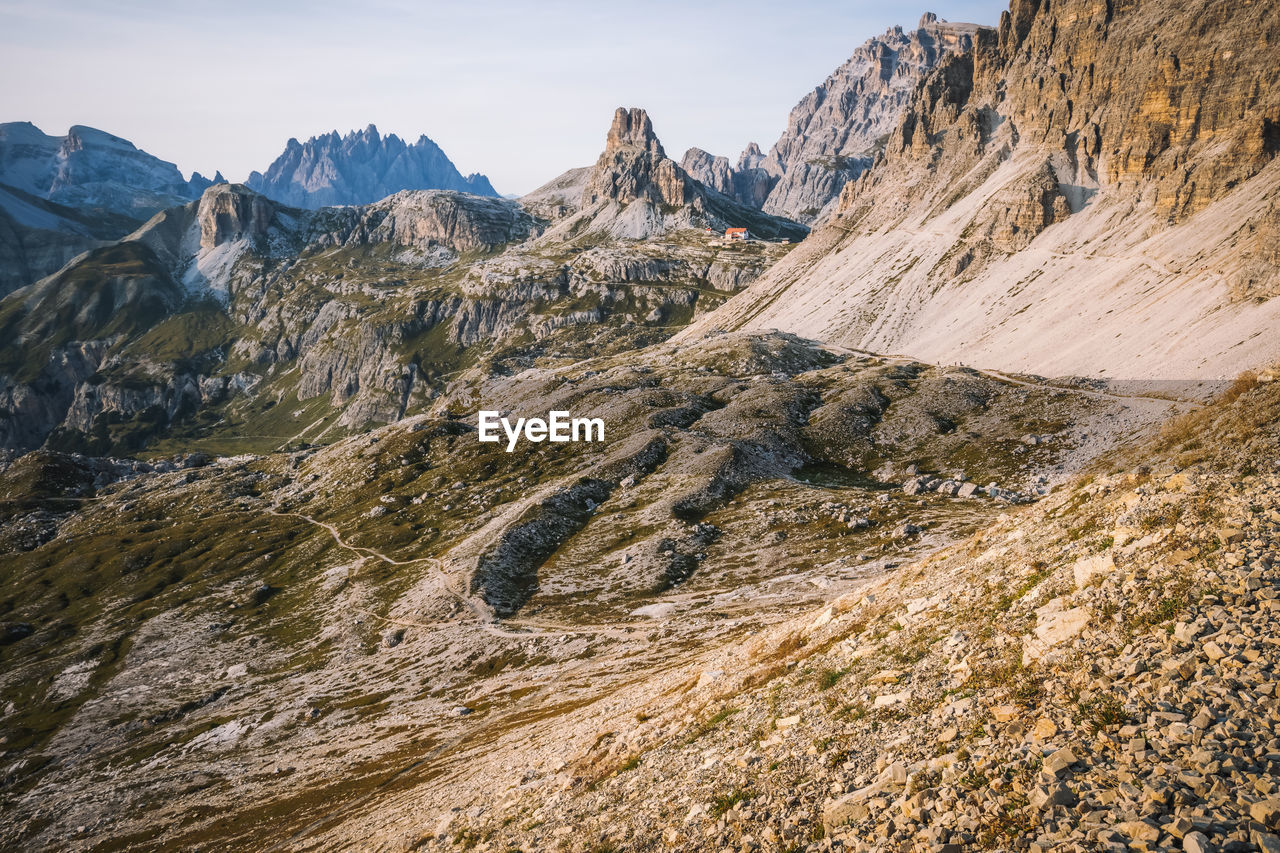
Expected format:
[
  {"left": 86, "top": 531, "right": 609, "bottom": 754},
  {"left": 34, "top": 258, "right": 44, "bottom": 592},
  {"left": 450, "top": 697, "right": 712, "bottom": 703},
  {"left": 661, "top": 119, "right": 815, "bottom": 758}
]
[
  {"left": 681, "top": 15, "right": 983, "bottom": 223},
  {"left": 323, "top": 190, "right": 538, "bottom": 254},
  {"left": 246, "top": 124, "right": 498, "bottom": 208},
  {"left": 679, "top": 148, "right": 733, "bottom": 196},
  {"left": 197, "top": 184, "right": 274, "bottom": 250},
  {"left": 683, "top": 0, "right": 1280, "bottom": 381},
  {"left": 534, "top": 108, "right": 808, "bottom": 242},
  {"left": 680, "top": 146, "right": 774, "bottom": 209},
  {"left": 582, "top": 108, "right": 694, "bottom": 209}
]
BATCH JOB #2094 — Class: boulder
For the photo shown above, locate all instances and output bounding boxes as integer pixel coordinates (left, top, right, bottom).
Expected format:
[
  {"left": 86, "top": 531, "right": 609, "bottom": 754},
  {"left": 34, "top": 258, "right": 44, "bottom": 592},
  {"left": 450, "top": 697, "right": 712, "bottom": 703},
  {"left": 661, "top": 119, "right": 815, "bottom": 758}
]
[{"left": 1073, "top": 553, "right": 1116, "bottom": 589}]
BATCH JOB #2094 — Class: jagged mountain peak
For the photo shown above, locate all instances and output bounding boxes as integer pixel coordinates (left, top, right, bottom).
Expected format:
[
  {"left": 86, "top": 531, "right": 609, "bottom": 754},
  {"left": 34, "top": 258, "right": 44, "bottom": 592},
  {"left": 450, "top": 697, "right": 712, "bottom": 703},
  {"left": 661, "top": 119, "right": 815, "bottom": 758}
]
[
  {"left": 737, "top": 141, "right": 765, "bottom": 171},
  {"left": 541, "top": 107, "right": 809, "bottom": 241},
  {"left": 583, "top": 107, "right": 688, "bottom": 209},
  {"left": 603, "top": 107, "right": 665, "bottom": 158},
  {"left": 678, "top": 16, "right": 984, "bottom": 223},
  {"left": 246, "top": 126, "right": 498, "bottom": 208}
]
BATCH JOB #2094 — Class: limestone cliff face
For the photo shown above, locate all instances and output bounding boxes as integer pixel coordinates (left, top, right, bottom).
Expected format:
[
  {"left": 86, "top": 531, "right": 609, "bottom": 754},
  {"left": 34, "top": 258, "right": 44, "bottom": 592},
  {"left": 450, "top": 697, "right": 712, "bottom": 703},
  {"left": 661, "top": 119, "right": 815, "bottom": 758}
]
[
  {"left": 680, "top": 146, "right": 774, "bottom": 209},
  {"left": 681, "top": 15, "right": 983, "bottom": 223},
  {"left": 534, "top": 107, "right": 807, "bottom": 242},
  {"left": 582, "top": 108, "right": 695, "bottom": 209},
  {"left": 848, "top": 0, "right": 1280, "bottom": 222},
  {"left": 684, "top": 0, "right": 1280, "bottom": 381},
  {"left": 197, "top": 184, "right": 274, "bottom": 250},
  {"left": 679, "top": 148, "right": 734, "bottom": 196}
]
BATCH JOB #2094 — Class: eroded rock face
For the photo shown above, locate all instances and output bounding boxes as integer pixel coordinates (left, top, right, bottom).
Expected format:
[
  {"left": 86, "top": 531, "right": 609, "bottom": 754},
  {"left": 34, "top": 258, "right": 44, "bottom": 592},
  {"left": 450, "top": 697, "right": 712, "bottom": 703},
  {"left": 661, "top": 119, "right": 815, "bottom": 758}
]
[
  {"left": 603, "top": 107, "right": 665, "bottom": 157},
  {"left": 198, "top": 184, "right": 274, "bottom": 250},
  {"left": 680, "top": 148, "right": 734, "bottom": 196},
  {"left": 582, "top": 108, "right": 694, "bottom": 209},
  {"left": 850, "top": 0, "right": 1280, "bottom": 222},
  {"left": 681, "top": 15, "right": 983, "bottom": 224},
  {"left": 681, "top": 147, "right": 775, "bottom": 209}
]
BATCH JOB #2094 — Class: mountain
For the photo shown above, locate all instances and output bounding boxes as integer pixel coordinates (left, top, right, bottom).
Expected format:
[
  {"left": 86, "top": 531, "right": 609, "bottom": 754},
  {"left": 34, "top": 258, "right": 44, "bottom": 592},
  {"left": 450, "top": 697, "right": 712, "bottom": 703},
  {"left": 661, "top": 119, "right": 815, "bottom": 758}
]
[
  {"left": 0, "top": 122, "right": 220, "bottom": 218},
  {"left": 682, "top": 0, "right": 1280, "bottom": 382},
  {"left": 5, "top": 1, "right": 1280, "bottom": 849},
  {"left": 681, "top": 14, "right": 984, "bottom": 223},
  {"left": 0, "top": 119, "right": 801, "bottom": 456},
  {"left": 245, "top": 124, "right": 499, "bottom": 208},
  {"left": 0, "top": 122, "right": 223, "bottom": 295},
  {"left": 0, "top": 184, "right": 141, "bottom": 296},
  {"left": 526, "top": 107, "right": 808, "bottom": 242}
]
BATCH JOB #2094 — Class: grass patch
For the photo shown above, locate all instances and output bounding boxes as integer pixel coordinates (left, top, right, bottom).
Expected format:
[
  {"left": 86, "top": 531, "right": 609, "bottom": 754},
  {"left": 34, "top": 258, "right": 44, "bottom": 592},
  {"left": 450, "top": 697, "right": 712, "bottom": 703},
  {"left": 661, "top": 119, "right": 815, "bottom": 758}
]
[
  {"left": 686, "top": 706, "right": 739, "bottom": 744},
  {"left": 709, "top": 787, "right": 752, "bottom": 818},
  {"left": 817, "top": 667, "right": 849, "bottom": 690}
]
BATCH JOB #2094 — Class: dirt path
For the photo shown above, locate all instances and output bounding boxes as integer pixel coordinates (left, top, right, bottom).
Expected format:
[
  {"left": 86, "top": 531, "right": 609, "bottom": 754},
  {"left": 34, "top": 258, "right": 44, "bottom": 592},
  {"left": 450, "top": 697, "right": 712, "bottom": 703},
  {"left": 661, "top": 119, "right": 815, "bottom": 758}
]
[
  {"left": 269, "top": 507, "right": 632, "bottom": 640},
  {"left": 818, "top": 342, "right": 1205, "bottom": 408}
]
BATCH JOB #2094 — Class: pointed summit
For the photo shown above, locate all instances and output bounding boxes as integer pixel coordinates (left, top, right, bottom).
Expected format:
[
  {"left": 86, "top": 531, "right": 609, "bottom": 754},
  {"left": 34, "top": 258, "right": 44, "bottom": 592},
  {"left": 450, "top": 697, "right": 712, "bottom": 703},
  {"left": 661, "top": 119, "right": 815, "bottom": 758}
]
[
  {"left": 737, "top": 142, "right": 765, "bottom": 171},
  {"left": 582, "top": 107, "right": 688, "bottom": 208},
  {"left": 246, "top": 126, "right": 498, "bottom": 207},
  {"left": 604, "top": 107, "right": 664, "bottom": 158}
]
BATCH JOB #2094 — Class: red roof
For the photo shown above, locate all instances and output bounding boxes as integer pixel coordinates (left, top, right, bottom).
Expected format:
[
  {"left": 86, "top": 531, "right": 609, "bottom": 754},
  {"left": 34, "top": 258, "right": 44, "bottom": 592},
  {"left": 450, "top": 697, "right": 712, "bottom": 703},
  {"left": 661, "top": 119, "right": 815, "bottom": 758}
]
[{"left": 725, "top": 227, "right": 747, "bottom": 234}]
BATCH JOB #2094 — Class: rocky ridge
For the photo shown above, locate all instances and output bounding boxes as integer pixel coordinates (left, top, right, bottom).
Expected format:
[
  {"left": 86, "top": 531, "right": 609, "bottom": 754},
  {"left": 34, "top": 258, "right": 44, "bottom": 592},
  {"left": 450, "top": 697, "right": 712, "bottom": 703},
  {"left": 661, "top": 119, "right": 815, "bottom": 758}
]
[
  {"left": 681, "top": 0, "right": 1280, "bottom": 381},
  {"left": 681, "top": 15, "right": 984, "bottom": 224},
  {"left": 246, "top": 124, "right": 498, "bottom": 208},
  {"left": 531, "top": 108, "right": 809, "bottom": 242},
  {"left": 0, "top": 122, "right": 220, "bottom": 218}
]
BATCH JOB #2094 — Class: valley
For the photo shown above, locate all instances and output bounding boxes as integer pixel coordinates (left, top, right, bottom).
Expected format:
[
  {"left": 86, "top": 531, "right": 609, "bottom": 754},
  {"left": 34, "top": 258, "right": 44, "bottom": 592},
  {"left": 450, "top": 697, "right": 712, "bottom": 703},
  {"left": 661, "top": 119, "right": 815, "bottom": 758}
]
[{"left": 0, "top": 0, "right": 1277, "bottom": 851}]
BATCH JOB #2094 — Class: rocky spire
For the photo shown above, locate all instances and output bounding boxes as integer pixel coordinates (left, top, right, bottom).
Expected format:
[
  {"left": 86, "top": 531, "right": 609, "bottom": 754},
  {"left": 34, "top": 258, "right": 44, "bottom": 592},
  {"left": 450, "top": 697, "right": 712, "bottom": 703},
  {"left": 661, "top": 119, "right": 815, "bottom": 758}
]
[
  {"left": 604, "top": 107, "right": 665, "bottom": 158},
  {"left": 582, "top": 107, "right": 690, "bottom": 208},
  {"left": 737, "top": 142, "right": 765, "bottom": 171}
]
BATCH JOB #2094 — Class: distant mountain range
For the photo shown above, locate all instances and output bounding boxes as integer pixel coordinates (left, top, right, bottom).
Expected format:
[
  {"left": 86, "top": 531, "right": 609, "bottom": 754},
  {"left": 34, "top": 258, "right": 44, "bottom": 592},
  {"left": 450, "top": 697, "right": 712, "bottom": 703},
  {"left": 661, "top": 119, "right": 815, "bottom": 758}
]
[
  {"left": 0, "top": 122, "right": 502, "bottom": 293},
  {"left": 0, "top": 122, "right": 220, "bottom": 219},
  {"left": 246, "top": 125, "right": 498, "bottom": 208},
  {"left": 0, "top": 121, "right": 499, "bottom": 222}
]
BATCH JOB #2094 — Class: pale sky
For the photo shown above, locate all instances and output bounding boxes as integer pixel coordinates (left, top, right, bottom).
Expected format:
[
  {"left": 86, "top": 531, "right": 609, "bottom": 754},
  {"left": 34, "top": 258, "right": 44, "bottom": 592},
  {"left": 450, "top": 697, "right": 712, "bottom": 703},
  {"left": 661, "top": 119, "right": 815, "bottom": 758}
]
[{"left": 0, "top": 0, "right": 1008, "bottom": 195}]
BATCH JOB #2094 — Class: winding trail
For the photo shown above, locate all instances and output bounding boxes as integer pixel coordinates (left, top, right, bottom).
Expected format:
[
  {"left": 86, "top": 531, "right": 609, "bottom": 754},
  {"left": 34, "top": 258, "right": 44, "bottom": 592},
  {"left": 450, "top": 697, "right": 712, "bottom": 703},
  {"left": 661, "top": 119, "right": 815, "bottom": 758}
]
[{"left": 267, "top": 508, "right": 628, "bottom": 640}]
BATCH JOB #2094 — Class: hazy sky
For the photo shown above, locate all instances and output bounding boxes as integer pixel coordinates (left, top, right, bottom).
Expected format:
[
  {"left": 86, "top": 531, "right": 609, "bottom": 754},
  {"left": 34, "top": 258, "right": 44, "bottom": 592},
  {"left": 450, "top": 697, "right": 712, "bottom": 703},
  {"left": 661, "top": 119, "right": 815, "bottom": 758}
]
[{"left": 0, "top": 0, "right": 1008, "bottom": 195}]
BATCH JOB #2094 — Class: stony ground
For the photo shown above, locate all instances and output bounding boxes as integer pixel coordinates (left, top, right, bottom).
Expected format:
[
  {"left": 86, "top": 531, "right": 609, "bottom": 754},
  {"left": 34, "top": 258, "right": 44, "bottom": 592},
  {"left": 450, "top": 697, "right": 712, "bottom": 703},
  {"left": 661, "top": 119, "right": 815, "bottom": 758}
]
[
  {"left": 4, "top": 334, "right": 1184, "bottom": 852},
  {"left": 399, "top": 370, "right": 1280, "bottom": 853},
  {"left": 0, "top": 341, "right": 1247, "bottom": 852}
]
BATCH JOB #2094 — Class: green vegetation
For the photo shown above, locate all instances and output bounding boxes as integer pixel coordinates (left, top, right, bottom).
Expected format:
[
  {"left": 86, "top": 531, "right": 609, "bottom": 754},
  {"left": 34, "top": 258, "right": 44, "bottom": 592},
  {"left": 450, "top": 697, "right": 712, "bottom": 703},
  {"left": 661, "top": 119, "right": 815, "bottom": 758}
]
[
  {"left": 686, "top": 706, "right": 740, "bottom": 744},
  {"left": 709, "top": 787, "right": 752, "bottom": 818},
  {"left": 817, "top": 667, "right": 850, "bottom": 690},
  {"left": 1076, "top": 694, "right": 1128, "bottom": 732},
  {"left": 0, "top": 242, "right": 181, "bottom": 381}
]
